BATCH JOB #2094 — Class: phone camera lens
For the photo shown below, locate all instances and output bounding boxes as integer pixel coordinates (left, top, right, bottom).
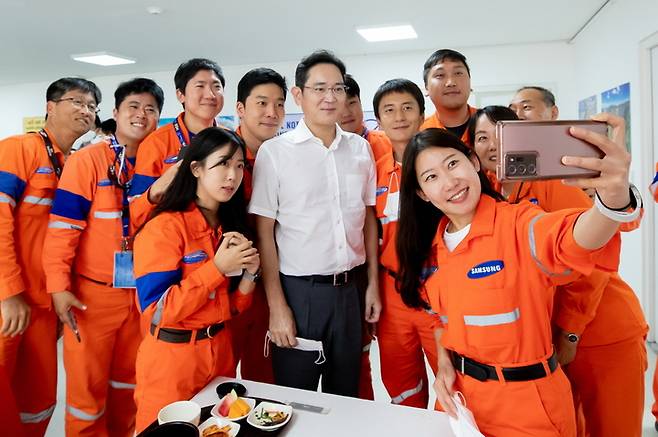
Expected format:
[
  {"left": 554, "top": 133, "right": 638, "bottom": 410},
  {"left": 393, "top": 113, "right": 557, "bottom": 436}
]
[
  {"left": 518, "top": 164, "right": 527, "bottom": 175},
  {"left": 508, "top": 164, "right": 517, "bottom": 175},
  {"left": 527, "top": 164, "right": 536, "bottom": 175}
]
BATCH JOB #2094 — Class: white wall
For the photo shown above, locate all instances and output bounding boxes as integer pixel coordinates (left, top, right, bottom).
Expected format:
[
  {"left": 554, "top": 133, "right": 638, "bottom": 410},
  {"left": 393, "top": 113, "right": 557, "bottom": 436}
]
[
  {"left": 0, "top": 41, "right": 575, "bottom": 137},
  {"left": 571, "top": 0, "right": 658, "bottom": 330}
]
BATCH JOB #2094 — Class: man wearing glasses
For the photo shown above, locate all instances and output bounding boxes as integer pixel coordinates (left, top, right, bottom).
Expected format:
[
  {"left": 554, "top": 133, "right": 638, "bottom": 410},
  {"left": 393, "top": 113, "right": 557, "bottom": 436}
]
[
  {"left": 249, "top": 50, "right": 381, "bottom": 397},
  {"left": 0, "top": 77, "right": 101, "bottom": 436}
]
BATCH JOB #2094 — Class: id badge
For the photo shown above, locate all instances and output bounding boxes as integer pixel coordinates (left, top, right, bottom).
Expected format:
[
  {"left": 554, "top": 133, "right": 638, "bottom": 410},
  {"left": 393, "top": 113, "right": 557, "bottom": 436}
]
[{"left": 113, "top": 251, "right": 136, "bottom": 288}]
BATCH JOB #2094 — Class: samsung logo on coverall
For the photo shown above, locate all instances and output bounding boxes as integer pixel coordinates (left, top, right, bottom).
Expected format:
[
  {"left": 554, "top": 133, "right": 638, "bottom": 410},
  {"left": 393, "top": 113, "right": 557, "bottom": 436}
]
[{"left": 468, "top": 260, "right": 505, "bottom": 279}]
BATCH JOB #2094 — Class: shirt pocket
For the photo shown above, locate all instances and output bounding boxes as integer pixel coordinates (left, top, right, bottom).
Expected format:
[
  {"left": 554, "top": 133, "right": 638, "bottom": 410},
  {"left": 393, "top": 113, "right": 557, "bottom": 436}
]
[
  {"left": 459, "top": 285, "right": 521, "bottom": 354},
  {"left": 344, "top": 173, "right": 366, "bottom": 209}
]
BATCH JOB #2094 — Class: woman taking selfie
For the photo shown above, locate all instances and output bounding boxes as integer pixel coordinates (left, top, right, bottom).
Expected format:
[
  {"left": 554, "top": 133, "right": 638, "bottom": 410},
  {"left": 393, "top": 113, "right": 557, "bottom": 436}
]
[
  {"left": 396, "top": 114, "right": 641, "bottom": 436},
  {"left": 469, "top": 106, "right": 647, "bottom": 437},
  {"left": 132, "top": 128, "right": 260, "bottom": 432}
]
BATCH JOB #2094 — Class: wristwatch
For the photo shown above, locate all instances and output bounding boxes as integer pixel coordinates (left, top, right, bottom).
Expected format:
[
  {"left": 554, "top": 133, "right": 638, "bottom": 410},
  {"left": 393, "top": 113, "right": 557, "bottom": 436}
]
[
  {"left": 243, "top": 268, "right": 261, "bottom": 282},
  {"left": 565, "top": 332, "right": 580, "bottom": 343},
  {"left": 594, "top": 184, "right": 642, "bottom": 223}
]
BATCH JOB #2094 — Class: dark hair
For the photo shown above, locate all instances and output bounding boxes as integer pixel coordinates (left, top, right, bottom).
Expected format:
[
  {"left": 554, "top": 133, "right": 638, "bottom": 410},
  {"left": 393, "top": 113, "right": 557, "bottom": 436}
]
[
  {"left": 295, "top": 50, "right": 346, "bottom": 88},
  {"left": 423, "top": 49, "right": 470, "bottom": 86},
  {"left": 114, "top": 78, "right": 165, "bottom": 112},
  {"left": 174, "top": 58, "right": 225, "bottom": 93},
  {"left": 344, "top": 74, "right": 361, "bottom": 100},
  {"left": 516, "top": 86, "right": 556, "bottom": 108},
  {"left": 99, "top": 118, "right": 116, "bottom": 135},
  {"left": 373, "top": 78, "right": 425, "bottom": 119},
  {"left": 94, "top": 115, "right": 102, "bottom": 129},
  {"left": 237, "top": 68, "right": 287, "bottom": 104},
  {"left": 396, "top": 128, "right": 504, "bottom": 309},
  {"left": 46, "top": 77, "right": 102, "bottom": 104},
  {"left": 468, "top": 105, "right": 519, "bottom": 145}
]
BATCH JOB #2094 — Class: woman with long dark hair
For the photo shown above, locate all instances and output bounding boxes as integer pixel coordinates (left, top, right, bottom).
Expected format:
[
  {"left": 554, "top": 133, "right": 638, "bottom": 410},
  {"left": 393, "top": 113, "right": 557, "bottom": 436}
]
[
  {"left": 396, "top": 114, "right": 640, "bottom": 437},
  {"left": 132, "top": 127, "right": 260, "bottom": 432},
  {"left": 469, "top": 106, "right": 648, "bottom": 437}
]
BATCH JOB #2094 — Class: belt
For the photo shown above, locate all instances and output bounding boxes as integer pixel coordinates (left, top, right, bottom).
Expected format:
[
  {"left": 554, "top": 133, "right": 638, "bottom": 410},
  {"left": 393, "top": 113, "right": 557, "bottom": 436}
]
[
  {"left": 149, "top": 323, "right": 225, "bottom": 344},
  {"left": 451, "top": 350, "right": 558, "bottom": 382},
  {"left": 295, "top": 264, "right": 363, "bottom": 287}
]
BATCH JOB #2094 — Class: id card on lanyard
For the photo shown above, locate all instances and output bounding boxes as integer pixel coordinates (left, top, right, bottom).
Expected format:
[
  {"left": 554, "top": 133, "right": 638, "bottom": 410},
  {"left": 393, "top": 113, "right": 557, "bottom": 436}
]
[{"left": 108, "top": 136, "right": 136, "bottom": 288}]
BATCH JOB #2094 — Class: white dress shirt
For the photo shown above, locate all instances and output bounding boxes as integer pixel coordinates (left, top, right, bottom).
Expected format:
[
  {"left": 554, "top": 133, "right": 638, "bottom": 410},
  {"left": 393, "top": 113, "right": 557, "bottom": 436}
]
[{"left": 249, "top": 118, "right": 376, "bottom": 276}]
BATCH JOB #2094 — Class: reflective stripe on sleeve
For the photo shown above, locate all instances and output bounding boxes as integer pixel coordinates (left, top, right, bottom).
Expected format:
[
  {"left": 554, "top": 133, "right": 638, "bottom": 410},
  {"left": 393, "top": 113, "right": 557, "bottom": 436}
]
[
  {"left": 528, "top": 214, "right": 572, "bottom": 277},
  {"left": 66, "top": 405, "right": 105, "bottom": 421},
  {"left": 20, "top": 404, "right": 55, "bottom": 424},
  {"left": 391, "top": 379, "right": 424, "bottom": 404}
]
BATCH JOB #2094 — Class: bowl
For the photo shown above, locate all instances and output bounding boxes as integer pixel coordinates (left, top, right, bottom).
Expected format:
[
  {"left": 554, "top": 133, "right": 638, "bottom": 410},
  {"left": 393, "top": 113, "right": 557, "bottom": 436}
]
[
  {"left": 157, "top": 400, "right": 201, "bottom": 426},
  {"left": 211, "top": 397, "right": 256, "bottom": 421},
  {"left": 142, "top": 421, "right": 199, "bottom": 437},
  {"left": 215, "top": 381, "right": 247, "bottom": 398},
  {"left": 198, "top": 416, "right": 240, "bottom": 437},
  {"left": 246, "top": 401, "right": 293, "bottom": 432}
]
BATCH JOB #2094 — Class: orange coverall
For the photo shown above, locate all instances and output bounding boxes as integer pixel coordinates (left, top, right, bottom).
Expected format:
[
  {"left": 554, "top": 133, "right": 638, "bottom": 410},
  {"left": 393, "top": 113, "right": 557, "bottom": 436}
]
[
  {"left": 43, "top": 140, "right": 143, "bottom": 437},
  {"left": 365, "top": 128, "right": 393, "bottom": 163},
  {"left": 0, "top": 130, "right": 61, "bottom": 436},
  {"left": 375, "top": 149, "right": 439, "bottom": 407},
  {"left": 505, "top": 180, "right": 648, "bottom": 437},
  {"left": 226, "top": 126, "right": 274, "bottom": 384},
  {"left": 129, "top": 112, "right": 191, "bottom": 228},
  {"left": 420, "top": 105, "right": 477, "bottom": 146},
  {"left": 133, "top": 204, "right": 252, "bottom": 433},
  {"left": 425, "top": 194, "right": 622, "bottom": 437}
]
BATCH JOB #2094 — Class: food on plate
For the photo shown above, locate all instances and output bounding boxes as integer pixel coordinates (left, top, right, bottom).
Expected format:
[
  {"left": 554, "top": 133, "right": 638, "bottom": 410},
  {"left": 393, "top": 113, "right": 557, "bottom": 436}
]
[
  {"left": 255, "top": 409, "right": 288, "bottom": 426},
  {"left": 218, "top": 389, "right": 251, "bottom": 418},
  {"left": 201, "top": 423, "right": 231, "bottom": 437}
]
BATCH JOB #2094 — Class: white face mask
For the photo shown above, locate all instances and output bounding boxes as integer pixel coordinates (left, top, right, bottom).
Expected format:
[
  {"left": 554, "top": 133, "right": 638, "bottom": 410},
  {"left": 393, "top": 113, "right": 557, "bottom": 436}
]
[
  {"left": 382, "top": 171, "right": 400, "bottom": 221},
  {"left": 448, "top": 392, "right": 485, "bottom": 437},
  {"left": 264, "top": 331, "right": 326, "bottom": 365}
]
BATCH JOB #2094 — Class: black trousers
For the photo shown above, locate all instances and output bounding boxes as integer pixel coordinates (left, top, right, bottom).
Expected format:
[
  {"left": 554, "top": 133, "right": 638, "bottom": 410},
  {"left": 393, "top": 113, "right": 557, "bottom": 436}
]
[{"left": 272, "top": 265, "right": 366, "bottom": 397}]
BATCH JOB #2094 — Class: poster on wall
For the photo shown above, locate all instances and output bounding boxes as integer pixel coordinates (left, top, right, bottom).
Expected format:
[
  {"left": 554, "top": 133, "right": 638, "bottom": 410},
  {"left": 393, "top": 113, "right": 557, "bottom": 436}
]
[
  {"left": 23, "top": 116, "right": 45, "bottom": 133},
  {"left": 578, "top": 95, "right": 597, "bottom": 120},
  {"left": 601, "top": 82, "right": 631, "bottom": 151}
]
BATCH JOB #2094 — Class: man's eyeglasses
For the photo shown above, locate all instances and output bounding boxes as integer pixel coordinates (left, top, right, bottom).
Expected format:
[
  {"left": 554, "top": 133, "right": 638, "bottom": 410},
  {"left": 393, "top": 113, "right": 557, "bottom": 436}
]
[
  {"left": 55, "top": 97, "right": 99, "bottom": 114},
  {"left": 303, "top": 85, "right": 349, "bottom": 97}
]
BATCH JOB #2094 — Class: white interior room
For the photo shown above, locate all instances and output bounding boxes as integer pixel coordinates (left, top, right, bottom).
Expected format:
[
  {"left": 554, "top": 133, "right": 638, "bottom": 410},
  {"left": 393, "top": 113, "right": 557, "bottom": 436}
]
[{"left": 2, "top": 0, "right": 657, "bottom": 435}]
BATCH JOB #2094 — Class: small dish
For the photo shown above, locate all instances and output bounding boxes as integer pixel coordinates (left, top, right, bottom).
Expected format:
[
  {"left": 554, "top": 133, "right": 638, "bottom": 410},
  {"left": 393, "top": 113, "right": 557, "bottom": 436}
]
[
  {"left": 157, "top": 400, "right": 201, "bottom": 425},
  {"left": 198, "top": 416, "right": 240, "bottom": 437},
  {"left": 215, "top": 381, "right": 247, "bottom": 398},
  {"left": 246, "top": 401, "right": 293, "bottom": 432},
  {"left": 211, "top": 397, "right": 256, "bottom": 421}
]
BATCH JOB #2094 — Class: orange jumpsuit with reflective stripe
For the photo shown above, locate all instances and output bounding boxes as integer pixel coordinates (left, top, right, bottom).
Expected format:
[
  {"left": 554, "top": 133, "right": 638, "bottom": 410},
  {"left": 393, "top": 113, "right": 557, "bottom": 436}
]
[
  {"left": 375, "top": 149, "right": 439, "bottom": 407},
  {"left": 0, "top": 130, "right": 61, "bottom": 436},
  {"left": 420, "top": 105, "right": 477, "bottom": 146},
  {"left": 225, "top": 127, "right": 274, "bottom": 384},
  {"left": 425, "top": 195, "right": 622, "bottom": 437},
  {"left": 505, "top": 180, "right": 648, "bottom": 437},
  {"left": 133, "top": 204, "right": 252, "bottom": 433},
  {"left": 43, "top": 140, "right": 142, "bottom": 437},
  {"left": 129, "top": 113, "right": 191, "bottom": 229}
]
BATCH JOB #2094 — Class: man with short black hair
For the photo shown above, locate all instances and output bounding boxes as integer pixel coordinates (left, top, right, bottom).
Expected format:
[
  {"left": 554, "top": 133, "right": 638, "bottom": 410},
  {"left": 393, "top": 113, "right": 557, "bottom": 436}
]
[
  {"left": 230, "top": 67, "right": 287, "bottom": 384},
  {"left": 250, "top": 50, "right": 380, "bottom": 397},
  {"left": 0, "top": 77, "right": 101, "bottom": 436},
  {"left": 509, "top": 86, "right": 559, "bottom": 121},
  {"left": 129, "top": 58, "right": 225, "bottom": 227},
  {"left": 421, "top": 48, "right": 476, "bottom": 145},
  {"left": 340, "top": 74, "right": 391, "bottom": 162}
]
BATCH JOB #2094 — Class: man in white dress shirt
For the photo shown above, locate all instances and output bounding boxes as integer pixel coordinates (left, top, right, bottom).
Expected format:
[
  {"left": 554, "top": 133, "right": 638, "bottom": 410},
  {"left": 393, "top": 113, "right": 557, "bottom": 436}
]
[{"left": 249, "top": 50, "right": 381, "bottom": 396}]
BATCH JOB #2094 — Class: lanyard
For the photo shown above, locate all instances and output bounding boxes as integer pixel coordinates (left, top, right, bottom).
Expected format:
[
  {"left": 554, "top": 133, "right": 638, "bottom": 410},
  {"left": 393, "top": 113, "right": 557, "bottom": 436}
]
[
  {"left": 173, "top": 118, "right": 188, "bottom": 150},
  {"left": 361, "top": 126, "right": 369, "bottom": 140},
  {"left": 37, "top": 130, "right": 62, "bottom": 179},
  {"left": 107, "top": 136, "right": 132, "bottom": 249}
]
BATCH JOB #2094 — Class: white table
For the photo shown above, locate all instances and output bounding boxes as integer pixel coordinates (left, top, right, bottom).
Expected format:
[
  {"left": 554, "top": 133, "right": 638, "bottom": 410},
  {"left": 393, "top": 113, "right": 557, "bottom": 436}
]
[{"left": 191, "top": 377, "right": 455, "bottom": 436}]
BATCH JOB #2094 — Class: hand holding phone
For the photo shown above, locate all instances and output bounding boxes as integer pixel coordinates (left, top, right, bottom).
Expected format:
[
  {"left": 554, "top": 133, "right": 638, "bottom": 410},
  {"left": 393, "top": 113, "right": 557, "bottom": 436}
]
[{"left": 496, "top": 120, "right": 607, "bottom": 182}]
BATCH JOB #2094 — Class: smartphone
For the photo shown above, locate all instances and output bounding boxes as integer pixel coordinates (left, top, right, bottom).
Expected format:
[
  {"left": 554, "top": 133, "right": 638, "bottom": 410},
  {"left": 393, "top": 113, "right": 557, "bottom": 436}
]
[
  {"left": 68, "top": 309, "right": 81, "bottom": 343},
  {"left": 496, "top": 120, "right": 608, "bottom": 182}
]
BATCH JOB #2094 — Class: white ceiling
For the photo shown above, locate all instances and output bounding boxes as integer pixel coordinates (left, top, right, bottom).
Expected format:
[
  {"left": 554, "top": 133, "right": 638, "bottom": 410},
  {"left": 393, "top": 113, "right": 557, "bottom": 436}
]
[{"left": 0, "top": 0, "right": 607, "bottom": 86}]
